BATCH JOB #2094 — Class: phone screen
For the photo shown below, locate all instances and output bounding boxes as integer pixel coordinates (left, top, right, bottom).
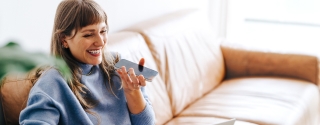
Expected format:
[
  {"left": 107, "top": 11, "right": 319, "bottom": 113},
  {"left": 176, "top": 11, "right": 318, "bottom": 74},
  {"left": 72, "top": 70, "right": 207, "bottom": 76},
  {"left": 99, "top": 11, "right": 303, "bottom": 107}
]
[{"left": 115, "top": 59, "right": 158, "bottom": 82}]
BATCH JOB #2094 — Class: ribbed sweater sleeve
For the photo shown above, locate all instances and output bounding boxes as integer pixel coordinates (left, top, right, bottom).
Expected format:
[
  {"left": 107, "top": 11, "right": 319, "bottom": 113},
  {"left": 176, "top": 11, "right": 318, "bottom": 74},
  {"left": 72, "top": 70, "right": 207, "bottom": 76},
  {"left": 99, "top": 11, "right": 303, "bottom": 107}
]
[
  {"left": 20, "top": 92, "right": 60, "bottom": 125},
  {"left": 130, "top": 87, "right": 156, "bottom": 125}
]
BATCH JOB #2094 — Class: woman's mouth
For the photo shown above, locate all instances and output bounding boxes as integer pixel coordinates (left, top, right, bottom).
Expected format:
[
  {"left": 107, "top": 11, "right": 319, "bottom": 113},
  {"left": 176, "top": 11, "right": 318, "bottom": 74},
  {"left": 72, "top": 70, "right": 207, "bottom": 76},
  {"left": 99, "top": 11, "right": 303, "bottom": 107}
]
[{"left": 87, "top": 49, "right": 101, "bottom": 56}]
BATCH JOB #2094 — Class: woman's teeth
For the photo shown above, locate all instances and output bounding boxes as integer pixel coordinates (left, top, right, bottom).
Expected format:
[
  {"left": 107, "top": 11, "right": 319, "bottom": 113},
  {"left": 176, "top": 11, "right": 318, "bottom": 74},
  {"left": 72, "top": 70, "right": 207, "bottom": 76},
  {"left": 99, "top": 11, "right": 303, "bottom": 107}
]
[{"left": 88, "top": 50, "right": 100, "bottom": 54}]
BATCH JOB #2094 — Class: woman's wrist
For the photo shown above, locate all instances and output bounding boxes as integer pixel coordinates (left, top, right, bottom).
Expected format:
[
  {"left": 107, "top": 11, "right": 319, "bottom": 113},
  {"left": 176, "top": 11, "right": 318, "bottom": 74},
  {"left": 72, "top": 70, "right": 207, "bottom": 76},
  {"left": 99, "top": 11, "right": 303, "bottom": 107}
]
[{"left": 124, "top": 89, "right": 146, "bottom": 114}]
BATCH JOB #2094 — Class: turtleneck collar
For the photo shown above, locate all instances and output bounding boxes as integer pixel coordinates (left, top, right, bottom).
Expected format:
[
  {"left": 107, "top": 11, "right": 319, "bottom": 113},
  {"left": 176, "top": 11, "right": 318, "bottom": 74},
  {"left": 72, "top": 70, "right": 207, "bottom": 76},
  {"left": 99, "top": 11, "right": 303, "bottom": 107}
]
[{"left": 77, "top": 62, "right": 96, "bottom": 75}]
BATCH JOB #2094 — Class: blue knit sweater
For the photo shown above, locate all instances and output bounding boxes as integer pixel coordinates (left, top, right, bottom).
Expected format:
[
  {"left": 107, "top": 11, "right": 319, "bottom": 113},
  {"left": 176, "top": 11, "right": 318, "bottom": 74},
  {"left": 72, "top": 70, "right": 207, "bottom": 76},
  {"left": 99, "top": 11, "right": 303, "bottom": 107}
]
[{"left": 19, "top": 63, "right": 155, "bottom": 125}]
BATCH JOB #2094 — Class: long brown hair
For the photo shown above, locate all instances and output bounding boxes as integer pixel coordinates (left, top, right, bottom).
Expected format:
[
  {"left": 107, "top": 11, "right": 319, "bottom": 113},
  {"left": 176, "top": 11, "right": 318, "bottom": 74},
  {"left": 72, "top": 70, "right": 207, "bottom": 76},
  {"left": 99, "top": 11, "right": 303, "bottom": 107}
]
[{"left": 51, "top": 0, "right": 119, "bottom": 112}]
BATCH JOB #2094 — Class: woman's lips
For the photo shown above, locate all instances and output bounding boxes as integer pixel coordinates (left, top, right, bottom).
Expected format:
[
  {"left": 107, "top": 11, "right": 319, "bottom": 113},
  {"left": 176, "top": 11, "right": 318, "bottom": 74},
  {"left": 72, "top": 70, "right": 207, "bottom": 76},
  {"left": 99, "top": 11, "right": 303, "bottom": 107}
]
[{"left": 87, "top": 49, "right": 100, "bottom": 57}]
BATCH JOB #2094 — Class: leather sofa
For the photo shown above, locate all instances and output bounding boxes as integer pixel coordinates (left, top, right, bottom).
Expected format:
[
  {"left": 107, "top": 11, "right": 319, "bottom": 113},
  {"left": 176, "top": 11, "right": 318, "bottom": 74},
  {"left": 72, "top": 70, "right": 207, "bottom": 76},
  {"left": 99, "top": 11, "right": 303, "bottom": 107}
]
[{"left": 1, "top": 9, "right": 319, "bottom": 125}]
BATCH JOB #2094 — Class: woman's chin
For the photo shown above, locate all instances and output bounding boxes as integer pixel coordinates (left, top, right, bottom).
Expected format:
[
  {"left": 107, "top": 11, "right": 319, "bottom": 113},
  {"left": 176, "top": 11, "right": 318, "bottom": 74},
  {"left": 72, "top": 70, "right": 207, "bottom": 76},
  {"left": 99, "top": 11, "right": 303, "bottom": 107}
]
[
  {"left": 85, "top": 59, "right": 102, "bottom": 65},
  {"left": 90, "top": 61, "right": 102, "bottom": 65}
]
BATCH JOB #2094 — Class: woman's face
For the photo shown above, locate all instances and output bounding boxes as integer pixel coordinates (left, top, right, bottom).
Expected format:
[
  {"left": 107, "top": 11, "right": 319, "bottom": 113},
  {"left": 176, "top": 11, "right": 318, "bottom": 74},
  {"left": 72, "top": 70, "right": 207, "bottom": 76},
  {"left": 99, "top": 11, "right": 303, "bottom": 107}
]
[{"left": 63, "top": 22, "right": 108, "bottom": 65}]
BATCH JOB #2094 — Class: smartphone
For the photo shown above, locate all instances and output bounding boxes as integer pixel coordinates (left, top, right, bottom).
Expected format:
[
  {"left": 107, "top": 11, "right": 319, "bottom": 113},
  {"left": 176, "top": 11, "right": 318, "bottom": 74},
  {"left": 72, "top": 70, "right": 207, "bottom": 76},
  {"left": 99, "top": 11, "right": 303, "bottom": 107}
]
[
  {"left": 214, "top": 118, "right": 236, "bottom": 125},
  {"left": 115, "top": 59, "right": 158, "bottom": 82}
]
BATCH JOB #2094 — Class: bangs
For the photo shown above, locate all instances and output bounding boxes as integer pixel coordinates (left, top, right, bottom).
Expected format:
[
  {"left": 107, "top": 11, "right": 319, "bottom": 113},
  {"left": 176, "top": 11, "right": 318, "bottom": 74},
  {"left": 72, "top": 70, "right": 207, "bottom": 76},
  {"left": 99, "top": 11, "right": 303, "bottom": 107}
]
[{"left": 74, "top": 1, "right": 107, "bottom": 31}]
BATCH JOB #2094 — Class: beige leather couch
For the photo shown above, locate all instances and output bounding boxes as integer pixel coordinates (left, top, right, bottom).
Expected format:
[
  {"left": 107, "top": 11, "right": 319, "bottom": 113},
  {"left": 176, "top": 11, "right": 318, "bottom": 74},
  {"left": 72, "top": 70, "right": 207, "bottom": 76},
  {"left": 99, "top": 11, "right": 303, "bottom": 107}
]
[{"left": 1, "top": 9, "right": 319, "bottom": 125}]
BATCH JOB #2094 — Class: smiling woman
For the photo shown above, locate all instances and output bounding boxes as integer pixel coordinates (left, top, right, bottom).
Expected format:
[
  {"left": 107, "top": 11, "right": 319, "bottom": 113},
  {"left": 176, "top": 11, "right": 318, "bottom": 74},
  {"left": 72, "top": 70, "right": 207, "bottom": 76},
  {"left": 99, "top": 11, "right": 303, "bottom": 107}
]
[{"left": 18, "top": 0, "right": 155, "bottom": 125}]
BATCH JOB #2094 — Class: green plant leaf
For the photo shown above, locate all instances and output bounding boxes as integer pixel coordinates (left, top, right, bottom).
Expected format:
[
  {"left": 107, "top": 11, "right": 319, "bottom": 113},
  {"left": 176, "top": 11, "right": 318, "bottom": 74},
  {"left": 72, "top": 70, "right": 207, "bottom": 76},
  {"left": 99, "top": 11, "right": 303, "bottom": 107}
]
[{"left": 0, "top": 42, "right": 71, "bottom": 82}]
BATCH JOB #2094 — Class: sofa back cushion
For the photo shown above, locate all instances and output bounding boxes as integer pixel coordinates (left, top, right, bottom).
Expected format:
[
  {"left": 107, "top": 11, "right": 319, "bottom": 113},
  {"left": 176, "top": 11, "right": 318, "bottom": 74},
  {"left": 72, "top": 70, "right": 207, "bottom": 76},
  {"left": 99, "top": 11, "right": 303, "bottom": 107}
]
[
  {"left": 107, "top": 31, "right": 173, "bottom": 125},
  {"left": 126, "top": 9, "right": 225, "bottom": 115}
]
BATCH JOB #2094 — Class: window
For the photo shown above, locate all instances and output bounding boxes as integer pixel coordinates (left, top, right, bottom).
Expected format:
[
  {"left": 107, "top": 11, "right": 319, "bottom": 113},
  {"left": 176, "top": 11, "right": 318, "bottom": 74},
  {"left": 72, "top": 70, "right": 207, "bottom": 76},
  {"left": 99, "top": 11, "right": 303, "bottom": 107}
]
[{"left": 226, "top": 0, "right": 320, "bottom": 56}]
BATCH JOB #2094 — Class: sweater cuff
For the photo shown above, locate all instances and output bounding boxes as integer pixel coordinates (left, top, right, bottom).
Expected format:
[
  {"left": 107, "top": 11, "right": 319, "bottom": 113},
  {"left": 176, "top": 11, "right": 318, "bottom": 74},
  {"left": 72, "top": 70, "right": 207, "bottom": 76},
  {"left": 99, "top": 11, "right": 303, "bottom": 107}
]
[{"left": 130, "top": 104, "right": 155, "bottom": 125}]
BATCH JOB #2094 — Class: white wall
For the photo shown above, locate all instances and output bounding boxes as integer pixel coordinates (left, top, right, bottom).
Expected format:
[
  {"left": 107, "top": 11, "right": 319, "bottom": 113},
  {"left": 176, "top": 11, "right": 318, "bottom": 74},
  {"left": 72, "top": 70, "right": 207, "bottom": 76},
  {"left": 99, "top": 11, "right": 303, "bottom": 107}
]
[
  {"left": 0, "top": 0, "right": 212, "bottom": 53},
  {"left": 0, "top": 1, "right": 61, "bottom": 53}
]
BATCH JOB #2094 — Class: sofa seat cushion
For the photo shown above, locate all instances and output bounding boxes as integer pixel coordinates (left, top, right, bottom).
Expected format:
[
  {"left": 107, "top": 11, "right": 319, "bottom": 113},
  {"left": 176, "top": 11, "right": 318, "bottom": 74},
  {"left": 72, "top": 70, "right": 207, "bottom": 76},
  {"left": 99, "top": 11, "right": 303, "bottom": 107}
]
[
  {"left": 179, "top": 77, "right": 320, "bottom": 125},
  {"left": 165, "top": 116, "right": 257, "bottom": 125}
]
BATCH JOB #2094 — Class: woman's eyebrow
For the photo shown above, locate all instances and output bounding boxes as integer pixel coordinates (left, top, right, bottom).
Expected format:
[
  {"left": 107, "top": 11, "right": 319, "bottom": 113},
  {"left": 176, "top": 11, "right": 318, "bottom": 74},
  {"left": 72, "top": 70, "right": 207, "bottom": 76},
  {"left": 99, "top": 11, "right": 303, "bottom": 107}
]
[{"left": 81, "top": 29, "right": 95, "bottom": 33}]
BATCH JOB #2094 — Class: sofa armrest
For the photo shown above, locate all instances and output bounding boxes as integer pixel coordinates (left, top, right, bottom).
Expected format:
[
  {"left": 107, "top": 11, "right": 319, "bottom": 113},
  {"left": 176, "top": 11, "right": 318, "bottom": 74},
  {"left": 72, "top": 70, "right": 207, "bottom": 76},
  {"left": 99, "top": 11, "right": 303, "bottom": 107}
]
[
  {"left": 0, "top": 67, "right": 44, "bottom": 125},
  {"left": 220, "top": 45, "right": 319, "bottom": 84},
  {"left": 0, "top": 90, "right": 5, "bottom": 125},
  {"left": 318, "top": 61, "right": 320, "bottom": 85}
]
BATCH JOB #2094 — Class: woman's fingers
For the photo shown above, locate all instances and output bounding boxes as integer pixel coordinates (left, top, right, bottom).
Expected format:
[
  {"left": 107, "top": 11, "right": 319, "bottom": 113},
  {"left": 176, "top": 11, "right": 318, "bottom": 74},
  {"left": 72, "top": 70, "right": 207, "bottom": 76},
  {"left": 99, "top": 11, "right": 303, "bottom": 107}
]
[
  {"left": 139, "top": 58, "right": 145, "bottom": 66},
  {"left": 117, "top": 67, "right": 128, "bottom": 87},
  {"left": 138, "top": 58, "right": 147, "bottom": 86},
  {"left": 138, "top": 75, "right": 146, "bottom": 86},
  {"left": 117, "top": 58, "right": 147, "bottom": 90},
  {"left": 121, "top": 66, "right": 132, "bottom": 84},
  {"left": 117, "top": 66, "right": 142, "bottom": 90},
  {"left": 128, "top": 68, "right": 140, "bottom": 88}
]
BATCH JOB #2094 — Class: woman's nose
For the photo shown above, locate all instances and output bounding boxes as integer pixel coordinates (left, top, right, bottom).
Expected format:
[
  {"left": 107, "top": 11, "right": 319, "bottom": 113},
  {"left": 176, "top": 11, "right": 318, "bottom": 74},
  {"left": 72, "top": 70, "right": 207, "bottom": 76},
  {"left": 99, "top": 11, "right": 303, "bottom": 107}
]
[{"left": 94, "top": 35, "right": 105, "bottom": 46}]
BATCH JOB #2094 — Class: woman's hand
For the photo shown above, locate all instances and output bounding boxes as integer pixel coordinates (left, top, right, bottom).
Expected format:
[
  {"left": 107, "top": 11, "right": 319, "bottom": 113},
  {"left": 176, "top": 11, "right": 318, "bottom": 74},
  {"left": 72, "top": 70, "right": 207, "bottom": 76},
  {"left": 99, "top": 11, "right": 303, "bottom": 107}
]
[
  {"left": 116, "top": 58, "right": 147, "bottom": 114},
  {"left": 116, "top": 58, "right": 146, "bottom": 93}
]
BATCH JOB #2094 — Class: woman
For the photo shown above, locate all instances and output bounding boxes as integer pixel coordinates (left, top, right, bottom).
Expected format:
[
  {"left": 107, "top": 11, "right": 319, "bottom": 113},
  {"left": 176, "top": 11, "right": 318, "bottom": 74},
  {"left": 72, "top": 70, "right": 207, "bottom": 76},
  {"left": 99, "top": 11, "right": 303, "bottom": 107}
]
[{"left": 19, "top": 0, "right": 155, "bottom": 124}]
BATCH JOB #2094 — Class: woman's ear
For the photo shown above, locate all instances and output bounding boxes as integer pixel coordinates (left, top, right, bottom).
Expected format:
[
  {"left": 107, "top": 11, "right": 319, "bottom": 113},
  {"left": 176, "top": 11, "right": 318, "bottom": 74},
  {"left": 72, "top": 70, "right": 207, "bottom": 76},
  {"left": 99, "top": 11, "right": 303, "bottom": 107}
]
[{"left": 60, "top": 34, "right": 69, "bottom": 48}]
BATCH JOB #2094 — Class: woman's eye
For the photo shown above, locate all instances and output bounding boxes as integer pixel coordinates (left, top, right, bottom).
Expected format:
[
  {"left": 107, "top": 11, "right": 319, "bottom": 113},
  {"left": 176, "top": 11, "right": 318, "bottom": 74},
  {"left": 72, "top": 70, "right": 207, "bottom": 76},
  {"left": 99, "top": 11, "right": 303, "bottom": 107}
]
[
  {"left": 83, "top": 34, "right": 92, "bottom": 37},
  {"left": 101, "top": 30, "right": 107, "bottom": 33}
]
